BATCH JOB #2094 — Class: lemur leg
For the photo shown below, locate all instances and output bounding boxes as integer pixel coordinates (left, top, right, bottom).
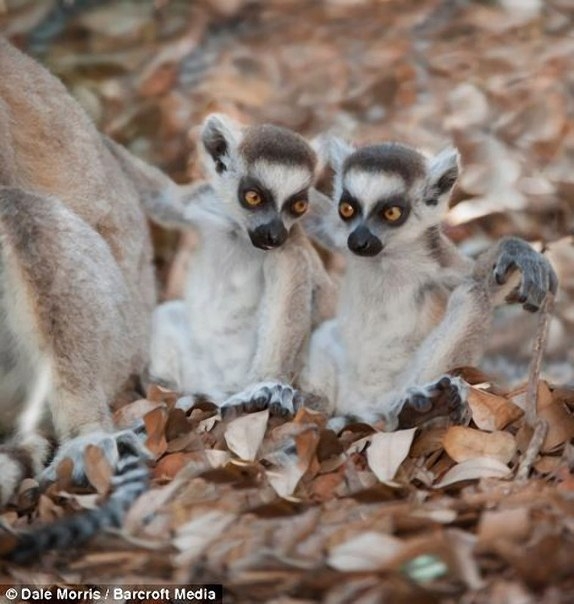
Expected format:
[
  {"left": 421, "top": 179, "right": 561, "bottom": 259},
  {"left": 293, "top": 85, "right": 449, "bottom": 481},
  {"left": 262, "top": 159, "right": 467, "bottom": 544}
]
[
  {"left": 148, "top": 300, "right": 193, "bottom": 391},
  {"left": 299, "top": 319, "right": 341, "bottom": 414},
  {"left": 220, "top": 234, "right": 315, "bottom": 418},
  {"left": 374, "top": 280, "right": 493, "bottom": 430},
  {"left": 0, "top": 188, "right": 147, "bottom": 486}
]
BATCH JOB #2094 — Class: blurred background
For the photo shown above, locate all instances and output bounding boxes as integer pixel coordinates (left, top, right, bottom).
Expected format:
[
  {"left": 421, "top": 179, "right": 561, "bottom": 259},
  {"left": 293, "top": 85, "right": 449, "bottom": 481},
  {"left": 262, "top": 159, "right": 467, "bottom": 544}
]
[{"left": 1, "top": 0, "right": 573, "bottom": 384}]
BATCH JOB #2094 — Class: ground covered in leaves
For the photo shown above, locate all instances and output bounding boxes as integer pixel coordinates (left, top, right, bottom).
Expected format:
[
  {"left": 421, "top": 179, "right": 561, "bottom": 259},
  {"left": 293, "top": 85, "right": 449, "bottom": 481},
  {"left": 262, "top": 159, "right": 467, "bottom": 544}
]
[{"left": 1, "top": 0, "right": 574, "bottom": 601}]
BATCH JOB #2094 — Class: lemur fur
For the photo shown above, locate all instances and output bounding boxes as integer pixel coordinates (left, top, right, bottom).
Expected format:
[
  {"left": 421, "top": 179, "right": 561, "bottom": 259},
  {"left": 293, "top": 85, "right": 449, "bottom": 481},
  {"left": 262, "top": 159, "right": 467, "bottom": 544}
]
[
  {"left": 299, "top": 137, "right": 558, "bottom": 430},
  {"left": 0, "top": 38, "right": 189, "bottom": 561},
  {"left": 148, "top": 114, "right": 336, "bottom": 417}
]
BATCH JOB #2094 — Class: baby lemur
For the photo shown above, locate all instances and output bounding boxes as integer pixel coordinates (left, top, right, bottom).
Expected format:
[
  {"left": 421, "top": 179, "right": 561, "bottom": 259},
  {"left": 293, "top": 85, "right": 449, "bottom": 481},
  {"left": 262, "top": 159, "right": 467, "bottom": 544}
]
[
  {"left": 299, "top": 137, "right": 558, "bottom": 430},
  {"left": 0, "top": 38, "right": 192, "bottom": 561},
  {"left": 149, "top": 114, "right": 335, "bottom": 416}
]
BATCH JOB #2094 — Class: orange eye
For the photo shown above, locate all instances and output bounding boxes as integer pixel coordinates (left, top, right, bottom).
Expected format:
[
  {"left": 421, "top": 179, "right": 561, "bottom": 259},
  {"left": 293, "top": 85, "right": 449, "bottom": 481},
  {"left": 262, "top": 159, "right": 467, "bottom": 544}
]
[
  {"left": 339, "top": 202, "right": 355, "bottom": 219},
  {"left": 244, "top": 190, "right": 262, "bottom": 206},
  {"left": 291, "top": 199, "right": 308, "bottom": 215},
  {"left": 383, "top": 206, "right": 403, "bottom": 222}
]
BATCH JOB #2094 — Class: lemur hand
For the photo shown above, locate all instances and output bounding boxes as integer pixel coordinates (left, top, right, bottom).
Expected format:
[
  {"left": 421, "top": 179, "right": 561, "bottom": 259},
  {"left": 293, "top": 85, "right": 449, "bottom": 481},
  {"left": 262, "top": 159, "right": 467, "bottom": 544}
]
[{"left": 493, "top": 238, "right": 558, "bottom": 312}]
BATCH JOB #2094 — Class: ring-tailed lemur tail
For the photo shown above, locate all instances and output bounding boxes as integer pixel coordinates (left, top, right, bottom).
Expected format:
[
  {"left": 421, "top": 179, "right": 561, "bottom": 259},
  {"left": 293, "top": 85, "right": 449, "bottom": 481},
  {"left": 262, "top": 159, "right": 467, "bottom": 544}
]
[{"left": 5, "top": 435, "right": 149, "bottom": 564}]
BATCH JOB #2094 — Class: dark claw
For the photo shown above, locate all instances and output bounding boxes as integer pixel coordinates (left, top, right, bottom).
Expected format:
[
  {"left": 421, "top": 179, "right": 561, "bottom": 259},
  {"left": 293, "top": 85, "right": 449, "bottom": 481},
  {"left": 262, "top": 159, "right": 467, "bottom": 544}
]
[
  {"left": 410, "top": 393, "right": 432, "bottom": 412},
  {"left": 253, "top": 387, "right": 271, "bottom": 407},
  {"left": 437, "top": 376, "right": 451, "bottom": 390},
  {"left": 448, "top": 391, "right": 461, "bottom": 407},
  {"left": 523, "top": 302, "right": 539, "bottom": 313},
  {"left": 517, "top": 292, "right": 528, "bottom": 304},
  {"left": 269, "top": 401, "right": 282, "bottom": 416}
]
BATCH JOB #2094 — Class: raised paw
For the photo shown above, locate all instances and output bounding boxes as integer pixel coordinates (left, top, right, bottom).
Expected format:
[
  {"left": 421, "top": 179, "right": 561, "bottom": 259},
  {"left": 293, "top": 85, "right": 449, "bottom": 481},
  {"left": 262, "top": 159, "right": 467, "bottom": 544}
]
[
  {"left": 220, "top": 382, "right": 304, "bottom": 420},
  {"left": 40, "top": 428, "right": 151, "bottom": 486},
  {"left": 493, "top": 240, "right": 558, "bottom": 312},
  {"left": 397, "top": 376, "right": 470, "bottom": 429}
]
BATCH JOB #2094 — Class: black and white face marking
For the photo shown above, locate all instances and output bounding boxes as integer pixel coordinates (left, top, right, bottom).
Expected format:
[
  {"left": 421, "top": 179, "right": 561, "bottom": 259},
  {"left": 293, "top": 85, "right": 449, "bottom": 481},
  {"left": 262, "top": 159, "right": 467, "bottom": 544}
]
[
  {"left": 326, "top": 142, "right": 459, "bottom": 257},
  {"left": 201, "top": 115, "right": 317, "bottom": 251},
  {"left": 235, "top": 160, "right": 314, "bottom": 250}
]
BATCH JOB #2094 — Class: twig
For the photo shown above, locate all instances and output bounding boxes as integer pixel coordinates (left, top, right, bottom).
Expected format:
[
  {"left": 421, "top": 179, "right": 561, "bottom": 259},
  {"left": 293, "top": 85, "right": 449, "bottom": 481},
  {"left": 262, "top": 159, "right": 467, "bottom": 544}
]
[{"left": 516, "top": 292, "right": 554, "bottom": 482}]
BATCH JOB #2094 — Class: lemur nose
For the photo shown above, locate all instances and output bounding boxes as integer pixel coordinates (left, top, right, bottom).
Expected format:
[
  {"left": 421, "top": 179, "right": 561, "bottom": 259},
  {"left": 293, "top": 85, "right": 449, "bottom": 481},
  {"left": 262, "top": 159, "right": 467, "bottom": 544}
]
[
  {"left": 348, "top": 225, "right": 383, "bottom": 257},
  {"left": 249, "top": 218, "right": 288, "bottom": 250}
]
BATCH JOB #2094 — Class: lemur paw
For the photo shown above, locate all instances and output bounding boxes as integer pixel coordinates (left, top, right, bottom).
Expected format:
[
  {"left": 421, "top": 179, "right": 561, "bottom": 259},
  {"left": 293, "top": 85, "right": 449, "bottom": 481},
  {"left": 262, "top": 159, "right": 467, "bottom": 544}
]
[
  {"left": 40, "top": 428, "right": 151, "bottom": 486},
  {"left": 398, "top": 376, "right": 470, "bottom": 429},
  {"left": 220, "top": 382, "right": 304, "bottom": 420},
  {"left": 494, "top": 240, "right": 558, "bottom": 312}
]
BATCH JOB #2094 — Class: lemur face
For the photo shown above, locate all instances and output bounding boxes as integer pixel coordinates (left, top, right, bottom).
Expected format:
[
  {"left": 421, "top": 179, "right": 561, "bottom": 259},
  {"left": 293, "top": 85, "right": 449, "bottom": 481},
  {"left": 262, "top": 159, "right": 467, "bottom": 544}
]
[
  {"left": 201, "top": 115, "right": 316, "bottom": 250},
  {"left": 323, "top": 139, "right": 459, "bottom": 257}
]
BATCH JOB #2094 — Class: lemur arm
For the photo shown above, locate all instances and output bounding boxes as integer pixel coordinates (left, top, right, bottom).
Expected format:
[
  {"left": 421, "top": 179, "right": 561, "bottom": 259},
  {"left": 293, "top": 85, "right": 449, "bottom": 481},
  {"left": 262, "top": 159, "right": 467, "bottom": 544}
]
[
  {"left": 389, "top": 236, "right": 558, "bottom": 429},
  {"left": 102, "top": 136, "right": 230, "bottom": 229},
  {"left": 397, "top": 235, "right": 556, "bottom": 388},
  {"left": 249, "top": 225, "right": 314, "bottom": 383}
]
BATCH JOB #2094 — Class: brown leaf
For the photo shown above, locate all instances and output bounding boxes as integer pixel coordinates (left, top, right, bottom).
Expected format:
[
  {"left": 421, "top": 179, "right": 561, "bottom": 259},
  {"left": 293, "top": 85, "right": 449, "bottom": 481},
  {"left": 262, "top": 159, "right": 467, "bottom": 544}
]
[
  {"left": 478, "top": 508, "right": 531, "bottom": 546},
  {"left": 366, "top": 429, "right": 416, "bottom": 485},
  {"left": 224, "top": 409, "right": 269, "bottom": 461},
  {"left": 144, "top": 406, "right": 169, "bottom": 458},
  {"left": 442, "top": 426, "right": 517, "bottom": 464},
  {"left": 434, "top": 457, "right": 512, "bottom": 488},
  {"left": 83, "top": 444, "right": 113, "bottom": 495},
  {"left": 468, "top": 387, "right": 523, "bottom": 431}
]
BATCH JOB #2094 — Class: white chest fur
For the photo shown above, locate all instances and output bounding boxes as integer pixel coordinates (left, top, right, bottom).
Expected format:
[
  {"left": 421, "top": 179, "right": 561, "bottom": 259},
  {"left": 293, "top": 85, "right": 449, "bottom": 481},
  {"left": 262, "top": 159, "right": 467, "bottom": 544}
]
[
  {"left": 337, "top": 253, "right": 441, "bottom": 401},
  {"left": 183, "top": 228, "right": 265, "bottom": 395}
]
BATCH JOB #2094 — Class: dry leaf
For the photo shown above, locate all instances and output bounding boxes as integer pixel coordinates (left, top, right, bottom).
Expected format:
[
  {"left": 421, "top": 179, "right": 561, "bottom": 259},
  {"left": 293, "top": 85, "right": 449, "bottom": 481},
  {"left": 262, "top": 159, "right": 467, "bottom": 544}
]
[
  {"left": 434, "top": 457, "right": 512, "bottom": 488},
  {"left": 83, "top": 445, "right": 113, "bottom": 495},
  {"left": 144, "top": 406, "right": 169, "bottom": 458},
  {"left": 478, "top": 508, "right": 531, "bottom": 545},
  {"left": 224, "top": 409, "right": 269, "bottom": 460},
  {"left": 366, "top": 429, "right": 416, "bottom": 485},
  {"left": 468, "top": 387, "right": 523, "bottom": 431},
  {"left": 443, "top": 426, "right": 517, "bottom": 464},
  {"left": 328, "top": 532, "right": 404, "bottom": 572}
]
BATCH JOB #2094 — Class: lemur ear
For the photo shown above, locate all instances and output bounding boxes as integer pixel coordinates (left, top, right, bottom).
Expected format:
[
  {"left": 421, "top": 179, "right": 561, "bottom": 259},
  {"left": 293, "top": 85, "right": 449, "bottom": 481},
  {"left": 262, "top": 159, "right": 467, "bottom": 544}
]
[
  {"left": 201, "top": 113, "right": 242, "bottom": 174},
  {"left": 313, "top": 134, "right": 355, "bottom": 174},
  {"left": 426, "top": 147, "right": 460, "bottom": 206}
]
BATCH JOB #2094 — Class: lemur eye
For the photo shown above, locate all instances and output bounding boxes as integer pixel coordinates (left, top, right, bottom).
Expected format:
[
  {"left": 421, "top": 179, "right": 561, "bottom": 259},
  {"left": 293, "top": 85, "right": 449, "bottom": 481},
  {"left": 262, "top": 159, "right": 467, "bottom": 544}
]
[
  {"left": 382, "top": 206, "right": 403, "bottom": 222},
  {"left": 339, "top": 202, "right": 355, "bottom": 220},
  {"left": 244, "top": 190, "right": 262, "bottom": 206},
  {"left": 291, "top": 199, "right": 308, "bottom": 215}
]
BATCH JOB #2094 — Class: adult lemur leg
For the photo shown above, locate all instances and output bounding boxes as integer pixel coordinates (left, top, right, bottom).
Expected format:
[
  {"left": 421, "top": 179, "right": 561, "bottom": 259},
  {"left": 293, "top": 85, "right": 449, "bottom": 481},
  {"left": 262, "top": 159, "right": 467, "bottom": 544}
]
[{"left": 0, "top": 188, "right": 148, "bottom": 489}]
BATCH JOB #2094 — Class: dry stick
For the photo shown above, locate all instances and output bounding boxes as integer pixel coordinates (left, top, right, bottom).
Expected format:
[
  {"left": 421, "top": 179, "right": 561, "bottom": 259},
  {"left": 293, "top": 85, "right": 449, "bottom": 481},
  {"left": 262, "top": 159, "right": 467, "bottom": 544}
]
[{"left": 515, "top": 292, "right": 555, "bottom": 482}]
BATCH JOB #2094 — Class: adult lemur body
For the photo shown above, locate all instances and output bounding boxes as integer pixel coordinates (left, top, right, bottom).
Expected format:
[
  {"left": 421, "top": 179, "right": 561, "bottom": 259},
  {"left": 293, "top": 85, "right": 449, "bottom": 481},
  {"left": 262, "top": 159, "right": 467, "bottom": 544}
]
[
  {"left": 149, "top": 114, "right": 335, "bottom": 415},
  {"left": 300, "top": 139, "right": 558, "bottom": 429},
  {"left": 0, "top": 38, "right": 190, "bottom": 561}
]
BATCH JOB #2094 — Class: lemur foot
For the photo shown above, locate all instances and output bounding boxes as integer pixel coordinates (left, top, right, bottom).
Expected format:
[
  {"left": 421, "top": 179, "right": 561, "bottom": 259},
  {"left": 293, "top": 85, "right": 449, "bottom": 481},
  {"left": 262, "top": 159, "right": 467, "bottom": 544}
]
[
  {"left": 40, "top": 427, "right": 151, "bottom": 486},
  {"left": 220, "top": 382, "right": 304, "bottom": 420},
  {"left": 397, "top": 376, "right": 470, "bottom": 429}
]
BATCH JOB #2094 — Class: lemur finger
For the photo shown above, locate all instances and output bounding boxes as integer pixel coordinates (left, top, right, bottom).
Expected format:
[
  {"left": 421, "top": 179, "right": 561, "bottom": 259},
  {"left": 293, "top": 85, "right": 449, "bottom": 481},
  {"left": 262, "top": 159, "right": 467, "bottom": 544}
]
[
  {"left": 253, "top": 386, "right": 272, "bottom": 408},
  {"left": 517, "top": 263, "right": 548, "bottom": 311},
  {"left": 493, "top": 253, "right": 516, "bottom": 285},
  {"left": 436, "top": 376, "right": 452, "bottom": 391},
  {"left": 409, "top": 393, "right": 433, "bottom": 412}
]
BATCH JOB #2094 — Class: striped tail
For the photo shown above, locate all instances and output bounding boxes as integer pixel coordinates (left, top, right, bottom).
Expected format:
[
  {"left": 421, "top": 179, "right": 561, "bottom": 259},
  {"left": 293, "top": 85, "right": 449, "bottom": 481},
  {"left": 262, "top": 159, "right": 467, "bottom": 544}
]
[{"left": 5, "top": 449, "right": 149, "bottom": 564}]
